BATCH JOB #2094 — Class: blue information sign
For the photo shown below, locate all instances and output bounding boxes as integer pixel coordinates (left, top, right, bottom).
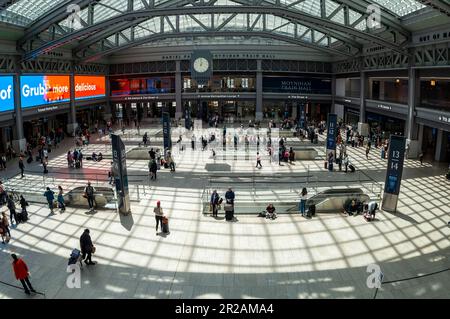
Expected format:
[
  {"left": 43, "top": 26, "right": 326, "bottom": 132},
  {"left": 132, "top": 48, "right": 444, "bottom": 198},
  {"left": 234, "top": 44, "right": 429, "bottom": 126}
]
[
  {"left": 163, "top": 112, "right": 172, "bottom": 150},
  {"left": 298, "top": 103, "right": 306, "bottom": 129},
  {"left": 384, "top": 135, "right": 406, "bottom": 196},
  {"left": 326, "top": 114, "right": 338, "bottom": 152}
]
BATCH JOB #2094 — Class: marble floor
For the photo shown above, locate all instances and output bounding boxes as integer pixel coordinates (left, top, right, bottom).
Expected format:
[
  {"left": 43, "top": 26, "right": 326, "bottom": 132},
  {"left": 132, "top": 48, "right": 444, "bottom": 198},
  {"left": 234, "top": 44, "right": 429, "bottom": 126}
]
[{"left": 0, "top": 125, "right": 449, "bottom": 299}]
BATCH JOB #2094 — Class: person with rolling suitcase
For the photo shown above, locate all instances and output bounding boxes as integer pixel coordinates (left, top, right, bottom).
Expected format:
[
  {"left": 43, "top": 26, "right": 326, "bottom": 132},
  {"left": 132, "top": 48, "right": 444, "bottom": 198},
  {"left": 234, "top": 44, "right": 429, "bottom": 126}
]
[
  {"left": 224, "top": 188, "right": 235, "bottom": 221},
  {"left": 154, "top": 201, "right": 164, "bottom": 234}
]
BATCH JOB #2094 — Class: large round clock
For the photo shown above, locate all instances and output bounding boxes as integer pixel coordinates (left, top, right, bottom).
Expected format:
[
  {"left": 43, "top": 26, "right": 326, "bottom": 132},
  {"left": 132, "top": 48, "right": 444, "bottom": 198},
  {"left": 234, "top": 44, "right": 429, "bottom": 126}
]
[{"left": 193, "top": 57, "right": 210, "bottom": 73}]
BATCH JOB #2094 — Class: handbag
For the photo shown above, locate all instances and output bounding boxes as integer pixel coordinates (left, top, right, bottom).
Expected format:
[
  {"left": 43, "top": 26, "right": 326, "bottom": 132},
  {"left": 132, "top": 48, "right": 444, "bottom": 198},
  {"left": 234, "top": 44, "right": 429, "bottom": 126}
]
[
  {"left": 83, "top": 192, "right": 88, "bottom": 199},
  {"left": 92, "top": 246, "right": 96, "bottom": 254}
]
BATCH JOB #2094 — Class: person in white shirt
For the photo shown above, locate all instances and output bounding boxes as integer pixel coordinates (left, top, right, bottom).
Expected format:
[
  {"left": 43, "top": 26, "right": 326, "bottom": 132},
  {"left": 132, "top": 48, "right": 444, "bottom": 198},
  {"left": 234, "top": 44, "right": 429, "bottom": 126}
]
[
  {"left": 154, "top": 201, "right": 164, "bottom": 234},
  {"left": 256, "top": 152, "right": 262, "bottom": 168},
  {"left": 363, "top": 201, "right": 378, "bottom": 221},
  {"left": 298, "top": 187, "right": 308, "bottom": 216}
]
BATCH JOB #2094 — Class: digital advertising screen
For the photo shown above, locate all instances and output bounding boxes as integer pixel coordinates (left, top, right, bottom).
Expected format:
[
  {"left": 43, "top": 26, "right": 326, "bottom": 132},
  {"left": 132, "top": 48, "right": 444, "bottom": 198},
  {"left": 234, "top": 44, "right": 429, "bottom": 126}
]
[
  {"left": 20, "top": 75, "right": 70, "bottom": 108},
  {"left": 0, "top": 76, "right": 14, "bottom": 112},
  {"left": 111, "top": 77, "right": 175, "bottom": 96},
  {"left": 75, "top": 75, "right": 106, "bottom": 100}
]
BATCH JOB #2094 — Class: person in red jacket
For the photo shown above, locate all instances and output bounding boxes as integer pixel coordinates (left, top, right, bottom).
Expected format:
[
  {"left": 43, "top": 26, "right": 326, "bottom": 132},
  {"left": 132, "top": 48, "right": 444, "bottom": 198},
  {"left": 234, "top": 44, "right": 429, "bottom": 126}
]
[{"left": 11, "top": 254, "right": 36, "bottom": 295}]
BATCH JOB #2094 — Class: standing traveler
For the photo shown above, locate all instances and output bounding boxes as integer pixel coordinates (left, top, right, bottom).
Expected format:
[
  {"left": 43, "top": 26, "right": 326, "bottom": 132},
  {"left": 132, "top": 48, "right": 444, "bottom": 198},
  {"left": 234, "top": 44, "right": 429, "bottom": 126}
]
[
  {"left": 365, "top": 145, "right": 370, "bottom": 160},
  {"left": 210, "top": 190, "right": 220, "bottom": 217},
  {"left": 57, "top": 186, "right": 66, "bottom": 212},
  {"left": 225, "top": 188, "right": 235, "bottom": 205},
  {"left": 84, "top": 182, "right": 96, "bottom": 212},
  {"left": 154, "top": 201, "right": 164, "bottom": 234},
  {"left": 19, "top": 156, "right": 25, "bottom": 178},
  {"left": 80, "top": 229, "right": 96, "bottom": 265},
  {"left": 44, "top": 187, "right": 55, "bottom": 214},
  {"left": 7, "top": 195, "right": 17, "bottom": 225},
  {"left": 11, "top": 254, "right": 36, "bottom": 295},
  {"left": 298, "top": 188, "right": 308, "bottom": 217},
  {"left": 18, "top": 195, "right": 29, "bottom": 222}
]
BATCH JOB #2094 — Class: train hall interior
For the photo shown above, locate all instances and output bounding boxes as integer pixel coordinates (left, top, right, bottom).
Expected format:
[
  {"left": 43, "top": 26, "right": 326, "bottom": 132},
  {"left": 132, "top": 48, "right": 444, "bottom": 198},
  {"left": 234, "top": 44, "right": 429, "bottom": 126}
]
[{"left": 0, "top": 0, "right": 449, "bottom": 300}]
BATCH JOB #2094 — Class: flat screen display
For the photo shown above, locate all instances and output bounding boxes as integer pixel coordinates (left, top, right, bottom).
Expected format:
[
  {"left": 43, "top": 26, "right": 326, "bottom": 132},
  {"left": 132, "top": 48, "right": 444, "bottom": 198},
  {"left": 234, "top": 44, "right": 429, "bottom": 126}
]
[
  {"left": 20, "top": 75, "right": 70, "bottom": 108},
  {"left": 0, "top": 76, "right": 14, "bottom": 112},
  {"left": 75, "top": 75, "right": 106, "bottom": 100}
]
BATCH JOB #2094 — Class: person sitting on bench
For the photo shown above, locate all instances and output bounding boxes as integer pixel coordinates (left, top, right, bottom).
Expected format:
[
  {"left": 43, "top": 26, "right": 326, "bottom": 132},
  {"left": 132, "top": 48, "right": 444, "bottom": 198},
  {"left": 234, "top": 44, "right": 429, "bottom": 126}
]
[
  {"left": 265, "top": 203, "right": 277, "bottom": 220},
  {"left": 97, "top": 152, "right": 103, "bottom": 162},
  {"left": 363, "top": 201, "right": 378, "bottom": 221},
  {"left": 92, "top": 152, "right": 98, "bottom": 162}
]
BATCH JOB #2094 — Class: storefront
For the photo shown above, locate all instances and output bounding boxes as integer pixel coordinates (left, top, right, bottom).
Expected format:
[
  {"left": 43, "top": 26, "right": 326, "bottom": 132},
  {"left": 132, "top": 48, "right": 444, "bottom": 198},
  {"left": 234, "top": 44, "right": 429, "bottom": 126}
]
[{"left": 366, "top": 112, "right": 406, "bottom": 138}]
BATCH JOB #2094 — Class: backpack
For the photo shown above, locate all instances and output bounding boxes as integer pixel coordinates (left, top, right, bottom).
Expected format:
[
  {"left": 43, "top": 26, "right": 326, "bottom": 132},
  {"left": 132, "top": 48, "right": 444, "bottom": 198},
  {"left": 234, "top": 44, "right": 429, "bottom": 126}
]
[{"left": 86, "top": 186, "right": 94, "bottom": 196}]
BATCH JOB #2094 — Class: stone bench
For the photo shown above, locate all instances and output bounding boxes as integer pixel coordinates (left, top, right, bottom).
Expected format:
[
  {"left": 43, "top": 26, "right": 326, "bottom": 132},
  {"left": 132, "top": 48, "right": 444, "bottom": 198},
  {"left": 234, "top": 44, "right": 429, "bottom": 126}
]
[
  {"left": 65, "top": 186, "right": 115, "bottom": 209},
  {"left": 292, "top": 148, "right": 318, "bottom": 160}
]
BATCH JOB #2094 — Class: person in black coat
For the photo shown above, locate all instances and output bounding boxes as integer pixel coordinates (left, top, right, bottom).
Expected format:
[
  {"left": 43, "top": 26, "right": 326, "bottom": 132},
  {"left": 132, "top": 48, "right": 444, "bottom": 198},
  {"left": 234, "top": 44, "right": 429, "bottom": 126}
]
[
  {"left": 225, "top": 188, "right": 235, "bottom": 205},
  {"left": 80, "top": 229, "right": 96, "bottom": 265}
]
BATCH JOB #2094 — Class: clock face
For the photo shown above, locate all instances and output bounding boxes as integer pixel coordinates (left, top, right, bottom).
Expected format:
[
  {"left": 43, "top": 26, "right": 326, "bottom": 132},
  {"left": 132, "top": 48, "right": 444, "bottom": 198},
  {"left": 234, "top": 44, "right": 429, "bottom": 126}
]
[{"left": 193, "top": 57, "right": 209, "bottom": 73}]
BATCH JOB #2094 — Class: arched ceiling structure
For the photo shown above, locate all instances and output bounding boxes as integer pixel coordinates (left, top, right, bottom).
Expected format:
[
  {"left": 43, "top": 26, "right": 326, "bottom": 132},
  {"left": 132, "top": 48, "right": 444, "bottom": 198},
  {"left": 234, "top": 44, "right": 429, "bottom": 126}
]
[{"left": 0, "top": 0, "right": 447, "bottom": 62}]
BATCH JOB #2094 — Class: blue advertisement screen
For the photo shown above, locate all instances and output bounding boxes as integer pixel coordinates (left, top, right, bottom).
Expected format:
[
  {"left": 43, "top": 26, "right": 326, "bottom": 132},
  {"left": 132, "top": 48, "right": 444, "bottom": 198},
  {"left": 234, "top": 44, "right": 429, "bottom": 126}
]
[
  {"left": 0, "top": 76, "right": 15, "bottom": 112},
  {"left": 20, "top": 75, "right": 70, "bottom": 108}
]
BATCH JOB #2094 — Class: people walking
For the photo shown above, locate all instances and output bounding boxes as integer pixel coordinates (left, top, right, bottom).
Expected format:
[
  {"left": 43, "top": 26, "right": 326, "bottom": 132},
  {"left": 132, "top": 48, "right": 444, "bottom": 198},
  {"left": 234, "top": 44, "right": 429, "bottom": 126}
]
[
  {"left": 7, "top": 195, "right": 17, "bottom": 225},
  {"left": 57, "top": 186, "right": 66, "bottom": 212},
  {"left": 44, "top": 187, "right": 55, "bottom": 214},
  {"left": 365, "top": 145, "right": 370, "bottom": 160},
  {"left": 19, "top": 156, "right": 25, "bottom": 178},
  {"left": 42, "top": 158, "right": 48, "bottom": 174},
  {"left": 149, "top": 159, "right": 157, "bottom": 180},
  {"left": 419, "top": 151, "right": 424, "bottom": 165},
  {"left": 154, "top": 201, "right": 164, "bottom": 234},
  {"left": 299, "top": 188, "right": 308, "bottom": 217},
  {"left": 343, "top": 154, "right": 349, "bottom": 173},
  {"left": 80, "top": 229, "right": 96, "bottom": 265},
  {"left": 143, "top": 133, "right": 148, "bottom": 147},
  {"left": 0, "top": 181, "right": 6, "bottom": 205},
  {"left": 256, "top": 152, "right": 262, "bottom": 168},
  {"left": 11, "top": 254, "right": 36, "bottom": 295},
  {"left": 84, "top": 182, "right": 96, "bottom": 212},
  {"left": 1, "top": 212, "right": 10, "bottom": 243}
]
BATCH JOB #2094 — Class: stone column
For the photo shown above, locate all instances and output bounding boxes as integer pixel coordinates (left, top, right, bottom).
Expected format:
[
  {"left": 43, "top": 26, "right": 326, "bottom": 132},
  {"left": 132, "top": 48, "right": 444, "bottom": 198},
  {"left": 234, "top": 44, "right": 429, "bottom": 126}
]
[
  {"left": 256, "top": 60, "right": 263, "bottom": 120},
  {"left": 67, "top": 65, "right": 78, "bottom": 136},
  {"left": 358, "top": 70, "right": 369, "bottom": 136},
  {"left": 12, "top": 62, "right": 26, "bottom": 153},
  {"left": 175, "top": 60, "right": 183, "bottom": 120},
  {"left": 406, "top": 67, "right": 421, "bottom": 158}
]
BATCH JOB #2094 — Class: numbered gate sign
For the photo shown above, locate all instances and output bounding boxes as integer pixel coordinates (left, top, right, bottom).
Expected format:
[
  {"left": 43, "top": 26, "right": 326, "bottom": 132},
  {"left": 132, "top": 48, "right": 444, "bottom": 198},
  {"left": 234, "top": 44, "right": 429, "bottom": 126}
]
[{"left": 382, "top": 135, "right": 406, "bottom": 212}]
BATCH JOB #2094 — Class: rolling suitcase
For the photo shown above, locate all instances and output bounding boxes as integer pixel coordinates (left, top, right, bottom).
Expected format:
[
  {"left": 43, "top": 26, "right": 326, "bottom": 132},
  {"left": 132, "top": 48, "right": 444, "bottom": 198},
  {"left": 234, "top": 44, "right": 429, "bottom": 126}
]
[
  {"left": 349, "top": 164, "right": 355, "bottom": 172},
  {"left": 307, "top": 204, "right": 316, "bottom": 218},
  {"left": 162, "top": 217, "right": 170, "bottom": 234},
  {"left": 27, "top": 157, "right": 33, "bottom": 164},
  {"left": 324, "top": 161, "right": 328, "bottom": 169},
  {"left": 224, "top": 204, "right": 234, "bottom": 221}
]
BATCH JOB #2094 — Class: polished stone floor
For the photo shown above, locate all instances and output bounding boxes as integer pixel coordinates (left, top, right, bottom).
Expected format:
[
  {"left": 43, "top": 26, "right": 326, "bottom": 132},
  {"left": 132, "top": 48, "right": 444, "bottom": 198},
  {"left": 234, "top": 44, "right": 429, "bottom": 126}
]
[{"left": 0, "top": 125, "right": 449, "bottom": 299}]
